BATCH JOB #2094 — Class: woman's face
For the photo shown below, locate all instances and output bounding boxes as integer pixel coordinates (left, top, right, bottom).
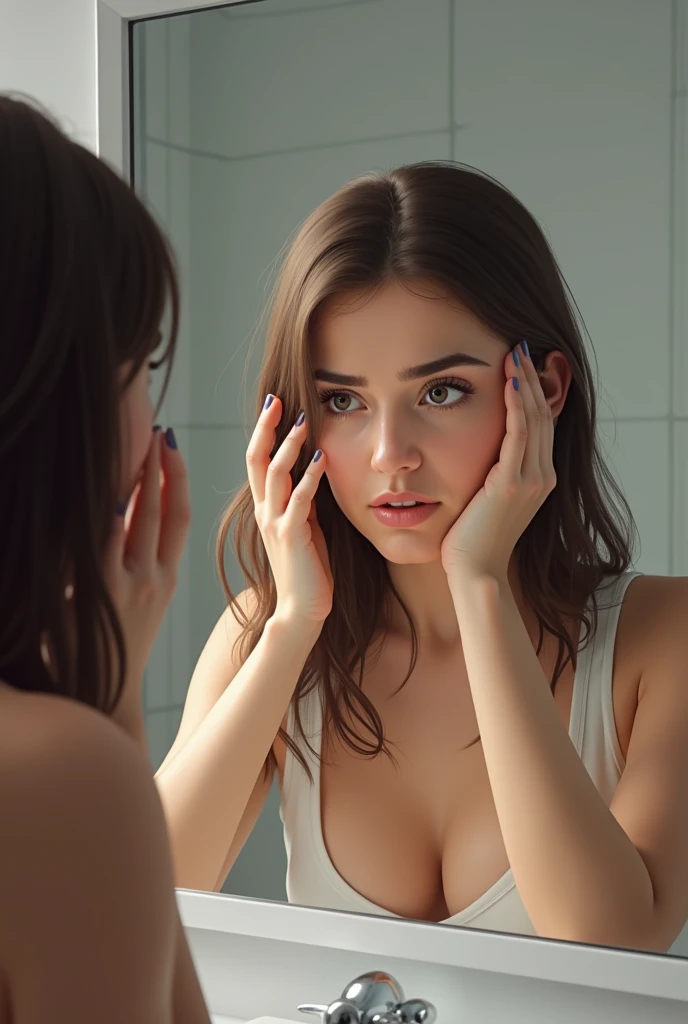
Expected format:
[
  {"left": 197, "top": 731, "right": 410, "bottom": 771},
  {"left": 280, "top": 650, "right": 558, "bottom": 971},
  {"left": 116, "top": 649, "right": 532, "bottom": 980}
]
[{"left": 312, "top": 280, "right": 511, "bottom": 566}]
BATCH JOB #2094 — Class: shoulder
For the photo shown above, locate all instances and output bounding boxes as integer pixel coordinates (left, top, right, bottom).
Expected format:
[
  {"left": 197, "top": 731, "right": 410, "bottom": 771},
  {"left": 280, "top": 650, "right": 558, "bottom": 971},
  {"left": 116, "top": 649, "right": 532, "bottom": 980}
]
[
  {"left": 0, "top": 687, "right": 177, "bottom": 1018},
  {"left": 617, "top": 574, "right": 688, "bottom": 690}
]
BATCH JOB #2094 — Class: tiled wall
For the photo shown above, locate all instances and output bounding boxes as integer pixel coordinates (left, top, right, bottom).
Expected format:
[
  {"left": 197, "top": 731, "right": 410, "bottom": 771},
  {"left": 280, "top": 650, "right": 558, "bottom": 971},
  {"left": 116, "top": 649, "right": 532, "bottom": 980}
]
[{"left": 134, "top": 0, "right": 686, "bottom": 900}]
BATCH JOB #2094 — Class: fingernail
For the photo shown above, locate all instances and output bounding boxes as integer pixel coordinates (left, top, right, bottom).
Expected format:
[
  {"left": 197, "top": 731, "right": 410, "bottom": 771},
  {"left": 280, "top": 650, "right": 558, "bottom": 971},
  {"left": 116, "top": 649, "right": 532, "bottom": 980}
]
[
  {"left": 165, "top": 427, "right": 178, "bottom": 450},
  {"left": 513, "top": 349, "right": 521, "bottom": 367},
  {"left": 116, "top": 500, "right": 127, "bottom": 516},
  {"left": 263, "top": 394, "right": 274, "bottom": 411},
  {"left": 312, "top": 449, "right": 323, "bottom": 463},
  {"left": 521, "top": 340, "right": 530, "bottom": 358},
  {"left": 295, "top": 411, "right": 305, "bottom": 427},
  {"left": 512, "top": 377, "right": 520, "bottom": 391}
]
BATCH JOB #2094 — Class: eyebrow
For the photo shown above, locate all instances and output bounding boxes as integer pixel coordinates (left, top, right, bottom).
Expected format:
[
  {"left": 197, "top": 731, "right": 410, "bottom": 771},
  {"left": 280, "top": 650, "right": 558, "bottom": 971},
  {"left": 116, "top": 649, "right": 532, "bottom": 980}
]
[{"left": 313, "top": 351, "right": 491, "bottom": 387}]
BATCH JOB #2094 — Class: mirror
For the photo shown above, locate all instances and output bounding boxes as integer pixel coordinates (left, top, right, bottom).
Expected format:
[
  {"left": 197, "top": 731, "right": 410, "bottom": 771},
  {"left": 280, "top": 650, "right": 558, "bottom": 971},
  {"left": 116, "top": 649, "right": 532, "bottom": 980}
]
[{"left": 129, "top": 0, "right": 688, "bottom": 959}]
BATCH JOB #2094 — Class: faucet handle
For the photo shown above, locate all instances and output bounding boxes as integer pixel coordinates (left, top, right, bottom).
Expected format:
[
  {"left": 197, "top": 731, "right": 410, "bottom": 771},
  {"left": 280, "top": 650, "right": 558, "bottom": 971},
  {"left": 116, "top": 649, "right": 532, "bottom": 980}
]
[
  {"left": 394, "top": 999, "right": 438, "bottom": 1024},
  {"left": 297, "top": 1000, "right": 362, "bottom": 1023}
]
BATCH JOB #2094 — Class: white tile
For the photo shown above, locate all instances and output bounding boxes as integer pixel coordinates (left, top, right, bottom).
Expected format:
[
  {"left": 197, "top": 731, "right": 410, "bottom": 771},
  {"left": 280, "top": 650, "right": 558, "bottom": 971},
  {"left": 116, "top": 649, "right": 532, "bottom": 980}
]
[
  {"left": 166, "top": 426, "right": 250, "bottom": 707},
  {"left": 677, "top": 0, "right": 688, "bottom": 97},
  {"left": 145, "top": 706, "right": 183, "bottom": 772},
  {"left": 161, "top": 150, "right": 191, "bottom": 426},
  {"left": 597, "top": 420, "right": 670, "bottom": 575},
  {"left": 142, "top": 17, "right": 169, "bottom": 140},
  {"left": 672, "top": 93, "right": 688, "bottom": 415},
  {"left": 143, "top": 140, "right": 169, "bottom": 231},
  {"left": 189, "top": 0, "right": 450, "bottom": 158},
  {"left": 452, "top": 0, "right": 672, "bottom": 420},
  {"left": 188, "top": 131, "right": 451, "bottom": 426},
  {"left": 672, "top": 422, "right": 688, "bottom": 575},
  {"left": 168, "top": 13, "right": 191, "bottom": 148}
]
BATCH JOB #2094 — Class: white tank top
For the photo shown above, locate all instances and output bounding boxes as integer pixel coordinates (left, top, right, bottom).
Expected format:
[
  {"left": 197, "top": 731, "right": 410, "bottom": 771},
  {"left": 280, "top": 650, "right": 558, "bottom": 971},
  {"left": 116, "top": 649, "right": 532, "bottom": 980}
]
[{"left": 278, "top": 571, "right": 685, "bottom": 951}]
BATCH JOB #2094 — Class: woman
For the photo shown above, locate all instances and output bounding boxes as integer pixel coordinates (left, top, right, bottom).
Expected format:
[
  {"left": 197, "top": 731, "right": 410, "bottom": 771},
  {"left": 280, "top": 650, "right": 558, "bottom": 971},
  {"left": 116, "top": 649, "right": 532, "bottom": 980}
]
[
  {"left": 0, "top": 96, "right": 210, "bottom": 1022},
  {"left": 156, "top": 162, "right": 688, "bottom": 953}
]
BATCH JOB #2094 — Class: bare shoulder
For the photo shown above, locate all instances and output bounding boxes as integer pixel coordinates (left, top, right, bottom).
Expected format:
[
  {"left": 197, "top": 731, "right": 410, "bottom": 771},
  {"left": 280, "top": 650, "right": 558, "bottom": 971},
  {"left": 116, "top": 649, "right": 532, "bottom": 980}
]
[
  {"left": 618, "top": 574, "right": 688, "bottom": 686},
  {"left": 0, "top": 685, "right": 178, "bottom": 1023}
]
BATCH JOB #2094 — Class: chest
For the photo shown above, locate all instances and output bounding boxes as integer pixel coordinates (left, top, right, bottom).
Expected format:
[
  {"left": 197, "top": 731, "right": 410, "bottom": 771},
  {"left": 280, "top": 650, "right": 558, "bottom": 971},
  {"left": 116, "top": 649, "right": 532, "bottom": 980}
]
[{"left": 313, "top": 632, "right": 638, "bottom": 922}]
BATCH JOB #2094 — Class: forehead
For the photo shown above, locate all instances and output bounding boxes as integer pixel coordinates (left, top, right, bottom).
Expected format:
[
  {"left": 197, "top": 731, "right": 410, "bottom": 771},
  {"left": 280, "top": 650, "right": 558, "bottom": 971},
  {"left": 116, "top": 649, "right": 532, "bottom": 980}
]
[{"left": 312, "top": 279, "right": 505, "bottom": 369}]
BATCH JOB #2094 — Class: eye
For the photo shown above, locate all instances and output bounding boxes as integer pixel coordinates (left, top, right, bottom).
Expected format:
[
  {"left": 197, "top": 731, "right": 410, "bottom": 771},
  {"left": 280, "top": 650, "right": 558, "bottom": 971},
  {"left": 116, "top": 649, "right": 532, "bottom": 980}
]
[
  {"left": 319, "top": 390, "right": 364, "bottom": 415},
  {"left": 420, "top": 377, "right": 474, "bottom": 409}
]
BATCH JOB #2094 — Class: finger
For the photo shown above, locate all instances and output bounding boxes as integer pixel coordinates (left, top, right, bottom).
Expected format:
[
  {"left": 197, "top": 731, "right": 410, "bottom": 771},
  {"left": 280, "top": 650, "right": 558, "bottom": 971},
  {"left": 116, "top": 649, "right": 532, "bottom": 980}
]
[
  {"left": 264, "top": 410, "right": 308, "bottom": 518},
  {"left": 124, "top": 427, "right": 163, "bottom": 569},
  {"left": 496, "top": 372, "right": 528, "bottom": 480},
  {"left": 520, "top": 341, "right": 555, "bottom": 477},
  {"left": 246, "top": 394, "right": 282, "bottom": 506},
  {"left": 281, "top": 447, "right": 326, "bottom": 531},
  {"left": 510, "top": 346, "right": 541, "bottom": 478},
  {"left": 158, "top": 427, "right": 191, "bottom": 568}
]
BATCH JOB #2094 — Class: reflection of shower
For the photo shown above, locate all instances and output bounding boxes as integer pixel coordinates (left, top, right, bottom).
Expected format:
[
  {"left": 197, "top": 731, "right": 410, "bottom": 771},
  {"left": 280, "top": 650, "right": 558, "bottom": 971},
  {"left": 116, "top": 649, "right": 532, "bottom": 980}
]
[{"left": 297, "top": 969, "right": 438, "bottom": 1022}]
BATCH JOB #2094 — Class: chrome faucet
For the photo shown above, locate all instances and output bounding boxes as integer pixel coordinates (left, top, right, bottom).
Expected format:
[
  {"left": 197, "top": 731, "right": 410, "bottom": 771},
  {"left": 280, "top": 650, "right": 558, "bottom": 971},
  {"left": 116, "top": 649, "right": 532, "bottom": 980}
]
[{"left": 297, "top": 969, "right": 438, "bottom": 1023}]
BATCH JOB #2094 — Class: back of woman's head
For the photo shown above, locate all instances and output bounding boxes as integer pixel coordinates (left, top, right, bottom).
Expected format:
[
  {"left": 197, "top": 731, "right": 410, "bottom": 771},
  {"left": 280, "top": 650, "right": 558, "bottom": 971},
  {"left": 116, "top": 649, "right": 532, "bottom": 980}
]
[
  {"left": 0, "top": 95, "right": 179, "bottom": 711},
  {"left": 219, "top": 160, "right": 636, "bottom": 770}
]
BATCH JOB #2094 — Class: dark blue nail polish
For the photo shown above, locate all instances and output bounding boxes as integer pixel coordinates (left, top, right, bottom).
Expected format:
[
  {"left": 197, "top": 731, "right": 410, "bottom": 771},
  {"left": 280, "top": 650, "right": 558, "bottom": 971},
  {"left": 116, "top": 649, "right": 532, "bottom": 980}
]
[
  {"left": 513, "top": 349, "right": 521, "bottom": 367},
  {"left": 116, "top": 500, "right": 127, "bottom": 516},
  {"left": 295, "top": 411, "right": 305, "bottom": 427},
  {"left": 263, "top": 394, "right": 274, "bottom": 411},
  {"left": 522, "top": 340, "right": 530, "bottom": 358},
  {"left": 512, "top": 377, "right": 520, "bottom": 391},
  {"left": 165, "top": 427, "right": 178, "bottom": 450},
  {"left": 313, "top": 449, "right": 323, "bottom": 463}
]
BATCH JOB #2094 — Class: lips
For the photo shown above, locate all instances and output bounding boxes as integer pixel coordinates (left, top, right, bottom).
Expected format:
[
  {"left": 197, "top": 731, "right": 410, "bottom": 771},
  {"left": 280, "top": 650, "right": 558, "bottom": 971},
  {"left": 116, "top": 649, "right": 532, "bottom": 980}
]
[{"left": 370, "top": 491, "right": 436, "bottom": 508}]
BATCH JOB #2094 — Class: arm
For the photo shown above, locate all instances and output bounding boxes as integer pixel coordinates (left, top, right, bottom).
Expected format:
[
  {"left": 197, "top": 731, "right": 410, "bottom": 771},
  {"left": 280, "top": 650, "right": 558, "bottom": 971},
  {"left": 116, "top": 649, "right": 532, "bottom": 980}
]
[
  {"left": 155, "top": 594, "right": 320, "bottom": 892},
  {"left": 450, "top": 571, "right": 688, "bottom": 950},
  {"left": 0, "top": 699, "right": 210, "bottom": 1024}
]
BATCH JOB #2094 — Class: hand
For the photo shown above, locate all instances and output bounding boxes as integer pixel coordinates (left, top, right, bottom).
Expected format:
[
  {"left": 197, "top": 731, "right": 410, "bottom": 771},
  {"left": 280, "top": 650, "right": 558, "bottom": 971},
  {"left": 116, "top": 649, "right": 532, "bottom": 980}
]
[
  {"left": 246, "top": 395, "right": 333, "bottom": 626},
  {"left": 103, "top": 427, "right": 191, "bottom": 696},
  {"left": 440, "top": 342, "right": 556, "bottom": 581}
]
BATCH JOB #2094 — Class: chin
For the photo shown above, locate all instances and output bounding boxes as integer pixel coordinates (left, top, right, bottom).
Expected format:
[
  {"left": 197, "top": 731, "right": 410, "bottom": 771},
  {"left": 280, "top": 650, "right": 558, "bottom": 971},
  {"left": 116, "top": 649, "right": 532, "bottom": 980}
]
[{"left": 361, "top": 529, "right": 442, "bottom": 565}]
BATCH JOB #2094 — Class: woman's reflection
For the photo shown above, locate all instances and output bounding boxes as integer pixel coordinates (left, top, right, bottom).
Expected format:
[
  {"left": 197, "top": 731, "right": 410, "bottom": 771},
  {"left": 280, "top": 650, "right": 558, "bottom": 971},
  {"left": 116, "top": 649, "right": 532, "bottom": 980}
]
[{"left": 156, "top": 162, "right": 688, "bottom": 954}]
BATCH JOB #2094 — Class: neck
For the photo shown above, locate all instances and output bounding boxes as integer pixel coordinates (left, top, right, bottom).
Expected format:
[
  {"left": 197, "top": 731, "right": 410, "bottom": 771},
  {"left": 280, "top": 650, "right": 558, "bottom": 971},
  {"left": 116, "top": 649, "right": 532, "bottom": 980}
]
[{"left": 384, "top": 553, "right": 529, "bottom": 652}]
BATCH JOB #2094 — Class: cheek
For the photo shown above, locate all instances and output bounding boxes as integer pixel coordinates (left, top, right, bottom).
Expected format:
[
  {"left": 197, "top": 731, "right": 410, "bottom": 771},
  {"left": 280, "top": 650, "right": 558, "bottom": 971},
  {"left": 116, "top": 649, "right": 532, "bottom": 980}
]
[
  {"left": 318, "top": 424, "right": 362, "bottom": 507},
  {"left": 443, "top": 399, "right": 506, "bottom": 489}
]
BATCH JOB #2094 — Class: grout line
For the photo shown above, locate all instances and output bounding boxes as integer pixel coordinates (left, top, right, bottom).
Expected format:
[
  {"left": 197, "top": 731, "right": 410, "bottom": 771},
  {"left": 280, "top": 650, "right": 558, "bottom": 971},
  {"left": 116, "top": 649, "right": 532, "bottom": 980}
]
[{"left": 144, "top": 124, "right": 453, "bottom": 165}]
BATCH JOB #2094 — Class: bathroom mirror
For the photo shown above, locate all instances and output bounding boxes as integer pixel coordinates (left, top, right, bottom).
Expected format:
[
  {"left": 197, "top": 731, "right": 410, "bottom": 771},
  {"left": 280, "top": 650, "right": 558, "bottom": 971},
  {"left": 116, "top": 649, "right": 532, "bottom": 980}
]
[{"left": 98, "top": 0, "right": 688, "bottom": 960}]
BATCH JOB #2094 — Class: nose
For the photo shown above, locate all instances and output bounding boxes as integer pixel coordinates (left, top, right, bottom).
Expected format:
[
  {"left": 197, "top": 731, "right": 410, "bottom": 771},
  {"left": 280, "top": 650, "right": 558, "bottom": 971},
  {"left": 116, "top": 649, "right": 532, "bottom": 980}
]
[{"left": 369, "top": 413, "right": 422, "bottom": 475}]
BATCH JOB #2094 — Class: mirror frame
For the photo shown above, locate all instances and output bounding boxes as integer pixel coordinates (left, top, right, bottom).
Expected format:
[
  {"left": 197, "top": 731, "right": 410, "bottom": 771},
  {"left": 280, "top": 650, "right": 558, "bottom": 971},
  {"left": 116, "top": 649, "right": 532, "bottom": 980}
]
[{"left": 96, "top": 0, "right": 688, "bottom": 1003}]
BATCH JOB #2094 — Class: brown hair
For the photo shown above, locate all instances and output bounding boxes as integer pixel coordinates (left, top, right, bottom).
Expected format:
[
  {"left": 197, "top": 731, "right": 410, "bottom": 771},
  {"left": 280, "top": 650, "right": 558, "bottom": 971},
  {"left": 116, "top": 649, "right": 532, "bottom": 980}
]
[
  {"left": 217, "top": 161, "right": 636, "bottom": 774},
  {"left": 0, "top": 95, "right": 179, "bottom": 713}
]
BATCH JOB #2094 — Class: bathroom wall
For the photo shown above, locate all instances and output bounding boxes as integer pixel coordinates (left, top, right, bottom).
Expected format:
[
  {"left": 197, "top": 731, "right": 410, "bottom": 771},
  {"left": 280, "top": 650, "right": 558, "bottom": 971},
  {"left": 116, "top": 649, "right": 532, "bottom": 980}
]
[
  {"left": 0, "top": 0, "right": 97, "bottom": 148},
  {"left": 135, "top": 0, "right": 688, "bottom": 902}
]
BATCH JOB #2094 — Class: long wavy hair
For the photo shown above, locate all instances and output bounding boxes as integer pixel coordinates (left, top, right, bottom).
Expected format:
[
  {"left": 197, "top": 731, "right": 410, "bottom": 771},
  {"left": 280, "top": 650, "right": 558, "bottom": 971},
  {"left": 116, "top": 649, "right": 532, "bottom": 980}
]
[
  {"left": 217, "top": 161, "right": 636, "bottom": 776},
  {"left": 0, "top": 95, "right": 179, "bottom": 713}
]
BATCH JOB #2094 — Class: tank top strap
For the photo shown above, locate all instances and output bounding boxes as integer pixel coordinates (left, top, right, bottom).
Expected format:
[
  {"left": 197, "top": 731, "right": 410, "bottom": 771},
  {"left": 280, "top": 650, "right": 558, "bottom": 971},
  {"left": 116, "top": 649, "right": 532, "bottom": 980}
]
[
  {"left": 282, "top": 685, "right": 324, "bottom": 803},
  {"left": 568, "top": 570, "right": 642, "bottom": 797}
]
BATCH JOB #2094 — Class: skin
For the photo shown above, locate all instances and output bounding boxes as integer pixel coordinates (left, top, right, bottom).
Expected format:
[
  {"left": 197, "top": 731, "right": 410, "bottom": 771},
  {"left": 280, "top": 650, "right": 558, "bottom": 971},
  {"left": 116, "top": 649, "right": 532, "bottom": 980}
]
[
  {"left": 0, "top": 360, "right": 208, "bottom": 1022},
  {"left": 156, "top": 279, "right": 688, "bottom": 952}
]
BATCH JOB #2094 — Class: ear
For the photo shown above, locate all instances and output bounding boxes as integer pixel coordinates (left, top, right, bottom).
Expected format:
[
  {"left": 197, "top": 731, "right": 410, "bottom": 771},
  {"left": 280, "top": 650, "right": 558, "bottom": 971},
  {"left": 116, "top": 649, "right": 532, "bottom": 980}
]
[{"left": 537, "top": 350, "right": 571, "bottom": 421}]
